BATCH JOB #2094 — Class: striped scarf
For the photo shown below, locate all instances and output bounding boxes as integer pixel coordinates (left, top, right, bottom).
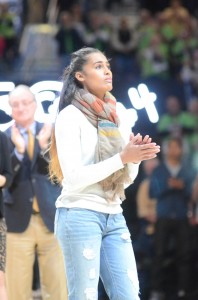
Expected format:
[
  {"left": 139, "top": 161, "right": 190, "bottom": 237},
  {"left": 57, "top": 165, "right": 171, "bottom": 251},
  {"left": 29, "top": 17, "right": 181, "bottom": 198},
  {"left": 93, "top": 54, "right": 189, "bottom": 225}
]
[{"left": 72, "top": 89, "right": 132, "bottom": 202}]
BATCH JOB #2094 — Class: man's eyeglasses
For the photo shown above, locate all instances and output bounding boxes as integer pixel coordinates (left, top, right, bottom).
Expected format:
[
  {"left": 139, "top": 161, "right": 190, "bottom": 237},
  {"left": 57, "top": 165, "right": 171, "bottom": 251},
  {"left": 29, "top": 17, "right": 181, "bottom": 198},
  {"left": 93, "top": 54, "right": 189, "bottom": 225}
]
[{"left": 10, "top": 100, "right": 35, "bottom": 110}]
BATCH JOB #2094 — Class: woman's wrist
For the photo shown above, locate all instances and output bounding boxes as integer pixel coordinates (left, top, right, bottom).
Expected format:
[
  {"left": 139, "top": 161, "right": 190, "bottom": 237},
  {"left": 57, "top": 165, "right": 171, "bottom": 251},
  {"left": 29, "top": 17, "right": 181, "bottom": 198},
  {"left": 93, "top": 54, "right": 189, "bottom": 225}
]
[{"left": 119, "top": 152, "right": 127, "bottom": 165}]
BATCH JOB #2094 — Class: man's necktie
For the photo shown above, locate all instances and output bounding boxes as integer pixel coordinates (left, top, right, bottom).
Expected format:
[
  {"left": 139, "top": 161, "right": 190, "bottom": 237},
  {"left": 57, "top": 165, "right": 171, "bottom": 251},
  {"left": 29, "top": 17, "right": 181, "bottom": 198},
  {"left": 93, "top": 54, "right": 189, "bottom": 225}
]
[{"left": 27, "top": 129, "right": 39, "bottom": 213}]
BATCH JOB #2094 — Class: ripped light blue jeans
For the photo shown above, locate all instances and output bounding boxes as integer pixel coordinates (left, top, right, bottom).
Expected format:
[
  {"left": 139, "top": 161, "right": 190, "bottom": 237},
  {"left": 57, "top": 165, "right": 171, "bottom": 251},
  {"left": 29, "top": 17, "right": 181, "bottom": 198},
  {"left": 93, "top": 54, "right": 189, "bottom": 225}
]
[{"left": 55, "top": 208, "right": 140, "bottom": 300}]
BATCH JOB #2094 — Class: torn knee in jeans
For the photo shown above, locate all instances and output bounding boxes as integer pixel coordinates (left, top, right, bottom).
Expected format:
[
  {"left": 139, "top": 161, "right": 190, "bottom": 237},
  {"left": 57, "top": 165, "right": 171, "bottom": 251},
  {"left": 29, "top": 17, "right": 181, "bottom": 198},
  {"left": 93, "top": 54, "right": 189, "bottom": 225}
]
[
  {"left": 89, "top": 268, "right": 96, "bottom": 279},
  {"left": 121, "top": 232, "right": 131, "bottom": 242},
  {"left": 84, "top": 287, "right": 97, "bottom": 300},
  {"left": 83, "top": 248, "right": 96, "bottom": 260}
]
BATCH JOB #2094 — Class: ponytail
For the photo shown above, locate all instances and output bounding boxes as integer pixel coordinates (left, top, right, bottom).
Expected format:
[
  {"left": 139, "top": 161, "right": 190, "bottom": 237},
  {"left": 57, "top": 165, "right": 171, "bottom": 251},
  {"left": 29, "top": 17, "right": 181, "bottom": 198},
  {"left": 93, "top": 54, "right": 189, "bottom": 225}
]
[
  {"left": 58, "top": 67, "right": 78, "bottom": 112},
  {"left": 48, "top": 67, "right": 78, "bottom": 184},
  {"left": 48, "top": 128, "right": 63, "bottom": 184},
  {"left": 48, "top": 47, "right": 102, "bottom": 184}
]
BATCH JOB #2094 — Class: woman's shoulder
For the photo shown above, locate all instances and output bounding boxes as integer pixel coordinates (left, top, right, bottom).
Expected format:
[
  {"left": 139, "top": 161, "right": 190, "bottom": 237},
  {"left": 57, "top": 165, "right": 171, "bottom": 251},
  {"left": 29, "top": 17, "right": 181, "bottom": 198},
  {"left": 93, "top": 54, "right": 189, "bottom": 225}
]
[
  {"left": 59, "top": 104, "right": 83, "bottom": 116},
  {"left": 58, "top": 104, "right": 80, "bottom": 119},
  {"left": 56, "top": 104, "right": 87, "bottom": 127}
]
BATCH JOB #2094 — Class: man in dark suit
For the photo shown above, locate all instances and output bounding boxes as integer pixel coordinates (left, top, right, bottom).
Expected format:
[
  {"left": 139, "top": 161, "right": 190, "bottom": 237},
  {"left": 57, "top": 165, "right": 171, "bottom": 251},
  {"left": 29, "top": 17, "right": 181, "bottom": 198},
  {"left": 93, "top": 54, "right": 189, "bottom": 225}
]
[
  {"left": 0, "top": 130, "right": 12, "bottom": 300},
  {"left": 3, "top": 85, "right": 67, "bottom": 300}
]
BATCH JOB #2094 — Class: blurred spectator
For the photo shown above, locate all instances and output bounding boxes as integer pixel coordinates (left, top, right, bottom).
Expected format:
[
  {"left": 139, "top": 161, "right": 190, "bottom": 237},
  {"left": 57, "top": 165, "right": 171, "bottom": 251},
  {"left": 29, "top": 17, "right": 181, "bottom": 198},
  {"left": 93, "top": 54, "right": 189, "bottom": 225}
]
[
  {"left": 0, "top": 3, "right": 18, "bottom": 67},
  {"left": 157, "top": 95, "right": 195, "bottom": 158},
  {"left": 0, "top": 130, "right": 12, "bottom": 300},
  {"left": 82, "top": 10, "right": 111, "bottom": 53},
  {"left": 25, "top": 0, "right": 49, "bottom": 24},
  {"left": 110, "top": 16, "right": 138, "bottom": 78},
  {"left": 161, "top": 0, "right": 190, "bottom": 38},
  {"left": 69, "top": 2, "right": 85, "bottom": 24},
  {"left": 3, "top": 85, "right": 67, "bottom": 300},
  {"left": 180, "top": 47, "right": 198, "bottom": 102},
  {"left": 156, "top": 1, "right": 192, "bottom": 77},
  {"left": 136, "top": 9, "right": 158, "bottom": 52},
  {"left": 167, "top": 27, "right": 198, "bottom": 78},
  {"left": 187, "top": 99, "right": 198, "bottom": 171},
  {"left": 138, "top": 33, "right": 169, "bottom": 79},
  {"left": 136, "top": 158, "right": 159, "bottom": 231},
  {"left": 157, "top": 12, "right": 177, "bottom": 43},
  {"left": 55, "top": 11, "right": 84, "bottom": 69},
  {"left": 134, "top": 158, "right": 159, "bottom": 299},
  {"left": 149, "top": 137, "right": 196, "bottom": 300}
]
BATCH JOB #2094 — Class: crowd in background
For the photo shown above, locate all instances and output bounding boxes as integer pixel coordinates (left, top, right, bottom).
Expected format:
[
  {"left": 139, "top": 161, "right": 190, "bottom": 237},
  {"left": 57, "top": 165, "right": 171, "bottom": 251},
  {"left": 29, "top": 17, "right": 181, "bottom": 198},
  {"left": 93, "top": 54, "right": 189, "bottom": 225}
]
[
  {"left": 1, "top": 0, "right": 198, "bottom": 102},
  {"left": 1, "top": 0, "right": 198, "bottom": 299},
  {"left": 54, "top": 0, "right": 198, "bottom": 104}
]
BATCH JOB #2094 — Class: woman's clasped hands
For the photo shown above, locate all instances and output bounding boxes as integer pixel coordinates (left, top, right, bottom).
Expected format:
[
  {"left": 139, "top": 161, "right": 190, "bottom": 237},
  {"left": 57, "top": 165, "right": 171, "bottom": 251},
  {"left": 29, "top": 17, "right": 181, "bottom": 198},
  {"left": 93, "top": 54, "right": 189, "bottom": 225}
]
[{"left": 120, "top": 133, "right": 160, "bottom": 164}]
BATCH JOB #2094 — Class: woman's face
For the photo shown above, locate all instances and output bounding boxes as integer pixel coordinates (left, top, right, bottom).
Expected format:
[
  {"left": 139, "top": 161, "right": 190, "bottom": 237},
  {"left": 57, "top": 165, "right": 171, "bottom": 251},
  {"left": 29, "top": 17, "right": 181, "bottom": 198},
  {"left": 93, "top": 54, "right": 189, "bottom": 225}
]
[{"left": 75, "top": 52, "right": 113, "bottom": 99}]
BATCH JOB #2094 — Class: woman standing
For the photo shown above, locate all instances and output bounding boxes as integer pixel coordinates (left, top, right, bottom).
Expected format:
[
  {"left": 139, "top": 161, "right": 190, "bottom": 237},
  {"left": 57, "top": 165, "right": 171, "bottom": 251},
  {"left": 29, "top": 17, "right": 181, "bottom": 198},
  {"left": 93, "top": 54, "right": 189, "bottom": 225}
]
[
  {"left": 49, "top": 47, "right": 160, "bottom": 299},
  {"left": 0, "top": 130, "right": 12, "bottom": 300}
]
